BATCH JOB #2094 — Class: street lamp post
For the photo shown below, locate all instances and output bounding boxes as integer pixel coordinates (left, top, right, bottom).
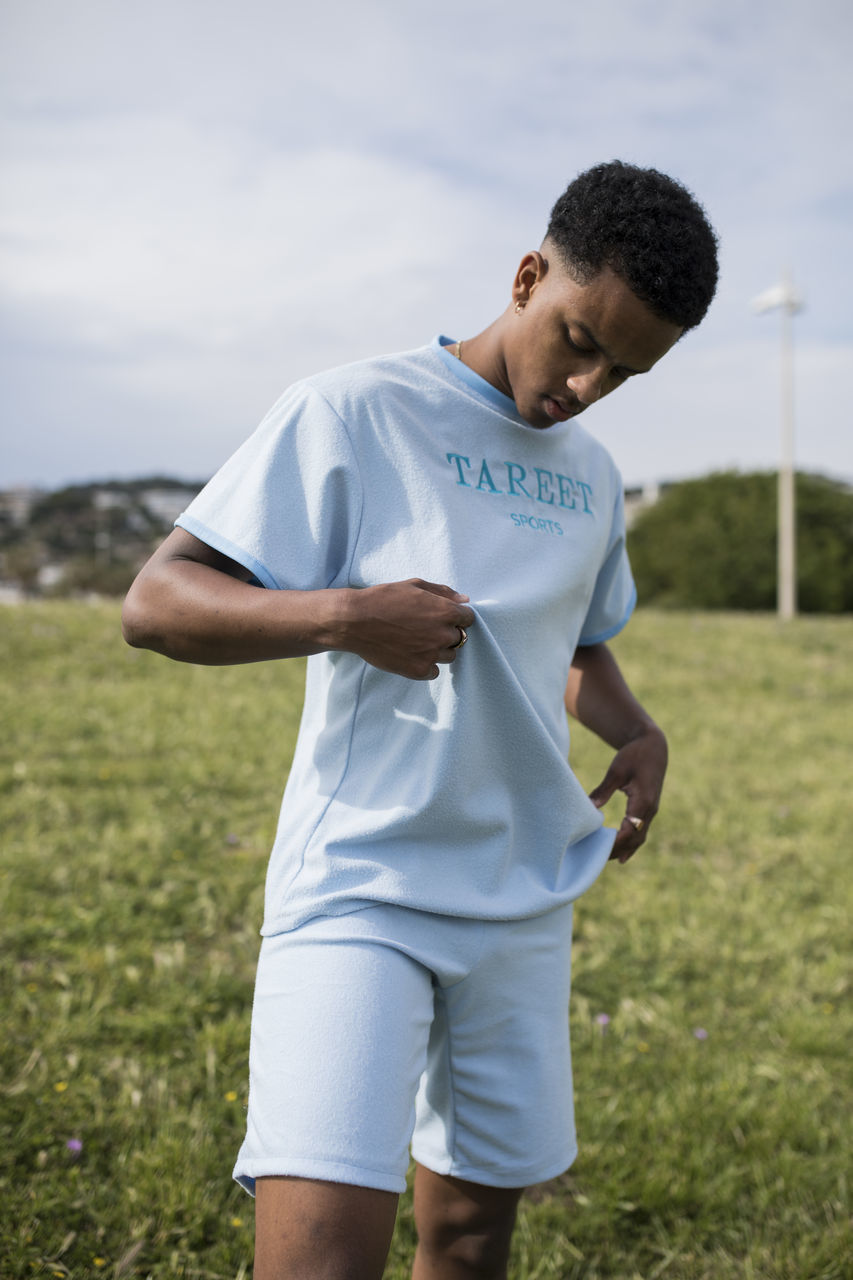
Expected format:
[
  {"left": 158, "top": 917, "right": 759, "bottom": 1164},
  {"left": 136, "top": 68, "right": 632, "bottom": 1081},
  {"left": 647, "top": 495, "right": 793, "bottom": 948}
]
[{"left": 752, "top": 274, "right": 803, "bottom": 620}]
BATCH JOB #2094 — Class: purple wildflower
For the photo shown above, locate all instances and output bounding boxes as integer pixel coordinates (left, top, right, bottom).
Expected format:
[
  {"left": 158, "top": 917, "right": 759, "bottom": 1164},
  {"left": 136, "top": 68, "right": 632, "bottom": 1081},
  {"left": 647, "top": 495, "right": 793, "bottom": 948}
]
[
  {"left": 66, "top": 1138, "right": 83, "bottom": 1156},
  {"left": 595, "top": 1012, "right": 611, "bottom": 1029},
  {"left": 693, "top": 1027, "right": 709, "bottom": 1040}
]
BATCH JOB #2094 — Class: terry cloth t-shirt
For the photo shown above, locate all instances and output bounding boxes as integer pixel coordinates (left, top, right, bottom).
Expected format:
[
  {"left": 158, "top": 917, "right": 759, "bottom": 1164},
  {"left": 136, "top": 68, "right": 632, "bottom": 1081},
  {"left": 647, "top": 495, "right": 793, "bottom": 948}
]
[{"left": 176, "top": 337, "right": 636, "bottom": 932}]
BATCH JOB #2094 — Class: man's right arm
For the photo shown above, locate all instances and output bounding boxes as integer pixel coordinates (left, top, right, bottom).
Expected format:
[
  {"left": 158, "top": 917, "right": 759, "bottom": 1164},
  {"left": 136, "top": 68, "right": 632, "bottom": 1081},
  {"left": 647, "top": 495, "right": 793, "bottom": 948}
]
[{"left": 121, "top": 529, "right": 473, "bottom": 680}]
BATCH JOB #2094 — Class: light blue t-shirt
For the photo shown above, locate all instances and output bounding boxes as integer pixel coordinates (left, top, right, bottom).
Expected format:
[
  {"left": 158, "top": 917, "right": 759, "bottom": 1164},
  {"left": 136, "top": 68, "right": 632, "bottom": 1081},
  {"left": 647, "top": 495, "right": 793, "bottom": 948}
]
[{"left": 177, "top": 337, "right": 636, "bottom": 932}]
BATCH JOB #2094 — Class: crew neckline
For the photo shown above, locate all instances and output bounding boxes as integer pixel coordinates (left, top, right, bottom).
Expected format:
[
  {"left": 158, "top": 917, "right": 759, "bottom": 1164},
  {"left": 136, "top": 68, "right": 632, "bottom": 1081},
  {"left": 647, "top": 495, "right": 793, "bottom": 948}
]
[{"left": 434, "top": 335, "right": 571, "bottom": 437}]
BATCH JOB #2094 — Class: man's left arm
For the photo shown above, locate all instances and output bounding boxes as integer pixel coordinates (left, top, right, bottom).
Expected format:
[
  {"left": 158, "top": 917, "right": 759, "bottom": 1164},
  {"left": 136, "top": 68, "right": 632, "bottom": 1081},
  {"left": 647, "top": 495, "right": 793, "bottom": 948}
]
[{"left": 565, "top": 642, "right": 668, "bottom": 863}]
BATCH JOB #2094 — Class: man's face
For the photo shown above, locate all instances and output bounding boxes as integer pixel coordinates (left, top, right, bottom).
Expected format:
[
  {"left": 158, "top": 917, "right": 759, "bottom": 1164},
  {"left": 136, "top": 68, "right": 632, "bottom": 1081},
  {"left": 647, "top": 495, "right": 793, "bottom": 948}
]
[{"left": 503, "top": 254, "right": 683, "bottom": 429}]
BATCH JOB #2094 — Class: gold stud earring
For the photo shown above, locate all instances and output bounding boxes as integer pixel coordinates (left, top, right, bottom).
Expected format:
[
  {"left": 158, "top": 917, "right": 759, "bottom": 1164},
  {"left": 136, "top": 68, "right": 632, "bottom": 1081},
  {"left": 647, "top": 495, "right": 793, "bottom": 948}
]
[{"left": 515, "top": 302, "right": 525, "bottom": 314}]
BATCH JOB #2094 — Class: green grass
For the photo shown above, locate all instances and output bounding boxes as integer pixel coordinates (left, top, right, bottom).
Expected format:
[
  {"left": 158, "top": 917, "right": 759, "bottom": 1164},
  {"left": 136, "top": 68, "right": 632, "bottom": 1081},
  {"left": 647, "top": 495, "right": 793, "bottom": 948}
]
[{"left": 1, "top": 603, "right": 850, "bottom": 1279}]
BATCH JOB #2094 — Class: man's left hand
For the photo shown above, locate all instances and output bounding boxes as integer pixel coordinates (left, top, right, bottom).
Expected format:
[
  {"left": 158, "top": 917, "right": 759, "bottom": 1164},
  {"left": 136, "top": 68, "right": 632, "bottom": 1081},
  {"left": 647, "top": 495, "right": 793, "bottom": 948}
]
[{"left": 588, "top": 725, "right": 668, "bottom": 864}]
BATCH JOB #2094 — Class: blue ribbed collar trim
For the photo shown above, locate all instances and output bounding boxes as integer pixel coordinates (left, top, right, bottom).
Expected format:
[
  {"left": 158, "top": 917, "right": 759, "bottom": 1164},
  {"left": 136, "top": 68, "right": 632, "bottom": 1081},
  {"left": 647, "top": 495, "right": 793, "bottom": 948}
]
[{"left": 434, "top": 335, "right": 527, "bottom": 426}]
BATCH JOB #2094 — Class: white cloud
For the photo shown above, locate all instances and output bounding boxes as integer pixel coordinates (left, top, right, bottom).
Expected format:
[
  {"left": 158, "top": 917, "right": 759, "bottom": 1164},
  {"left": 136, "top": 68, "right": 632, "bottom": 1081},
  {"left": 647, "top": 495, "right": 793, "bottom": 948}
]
[
  {"left": 1, "top": 108, "right": 519, "bottom": 348},
  {"left": 1, "top": 0, "right": 852, "bottom": 488}
]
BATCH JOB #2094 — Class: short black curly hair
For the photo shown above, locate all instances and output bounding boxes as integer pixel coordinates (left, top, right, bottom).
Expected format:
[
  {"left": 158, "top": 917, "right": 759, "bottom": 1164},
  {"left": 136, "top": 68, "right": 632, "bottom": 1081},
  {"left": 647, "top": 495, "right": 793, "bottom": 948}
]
[{"left": 546, "top": 161, "right": 718, "bottom": 332}]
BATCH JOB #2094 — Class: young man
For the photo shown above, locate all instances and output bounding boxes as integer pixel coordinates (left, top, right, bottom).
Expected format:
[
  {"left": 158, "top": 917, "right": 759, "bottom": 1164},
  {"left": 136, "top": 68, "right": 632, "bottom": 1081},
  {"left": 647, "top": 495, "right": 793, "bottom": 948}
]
[{"left": 123, "top": 161, "right": 718, "bottom": 1279}]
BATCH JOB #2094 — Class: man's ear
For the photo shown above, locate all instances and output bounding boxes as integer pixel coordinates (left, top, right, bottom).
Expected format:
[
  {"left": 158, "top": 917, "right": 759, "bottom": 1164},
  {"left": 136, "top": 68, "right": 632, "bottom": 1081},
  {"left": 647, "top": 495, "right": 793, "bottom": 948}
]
[{"left": 512, "top": 250, "right": 548, "bottom": 306}]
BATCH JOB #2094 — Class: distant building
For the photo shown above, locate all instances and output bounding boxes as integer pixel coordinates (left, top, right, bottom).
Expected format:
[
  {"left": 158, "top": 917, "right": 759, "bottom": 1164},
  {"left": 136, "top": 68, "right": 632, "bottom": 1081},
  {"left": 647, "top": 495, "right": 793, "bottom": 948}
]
[
  {"left": 0, "top": 475, "right": 665, "bottom": 599},
  {"left": 0, "top": 486, "right": 44, "bottom": 528},
  {"left": 624, "top": 481, "right": 666, "bottom": 529},
  {"left": 138, "top": 486, "right": 200, "bottom": 526}
]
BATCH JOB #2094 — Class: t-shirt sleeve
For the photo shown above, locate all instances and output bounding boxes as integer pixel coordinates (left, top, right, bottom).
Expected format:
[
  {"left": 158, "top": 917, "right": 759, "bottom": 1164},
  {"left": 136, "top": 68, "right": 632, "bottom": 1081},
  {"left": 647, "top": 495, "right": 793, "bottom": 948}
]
[
  {"left": 175, "top": 382, "right": 363, "bottom": 590},
  {"left": 577, "top": 485, "right": 636, "bottom": 645}
]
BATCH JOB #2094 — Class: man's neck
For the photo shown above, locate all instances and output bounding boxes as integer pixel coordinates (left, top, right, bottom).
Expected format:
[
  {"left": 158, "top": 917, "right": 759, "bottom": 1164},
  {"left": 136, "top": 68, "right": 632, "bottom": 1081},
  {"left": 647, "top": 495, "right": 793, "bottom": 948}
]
[{"left": 453, "top": 313, "right": 514, "bottom": 403}]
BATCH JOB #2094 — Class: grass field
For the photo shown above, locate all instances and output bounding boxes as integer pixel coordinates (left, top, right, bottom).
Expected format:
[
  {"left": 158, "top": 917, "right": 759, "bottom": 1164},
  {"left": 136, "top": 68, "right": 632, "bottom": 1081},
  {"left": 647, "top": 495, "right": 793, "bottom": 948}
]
[{"left": 1, "top": 602, "right": 850, "bottom": 1279}]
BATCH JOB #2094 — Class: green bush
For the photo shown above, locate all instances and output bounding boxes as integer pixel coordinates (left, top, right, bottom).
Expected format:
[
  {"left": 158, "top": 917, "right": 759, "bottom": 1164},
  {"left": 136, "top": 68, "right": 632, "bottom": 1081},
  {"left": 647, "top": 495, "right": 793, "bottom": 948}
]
[{"left": 628, "top": 471, "right": 853, "bottom": 612}]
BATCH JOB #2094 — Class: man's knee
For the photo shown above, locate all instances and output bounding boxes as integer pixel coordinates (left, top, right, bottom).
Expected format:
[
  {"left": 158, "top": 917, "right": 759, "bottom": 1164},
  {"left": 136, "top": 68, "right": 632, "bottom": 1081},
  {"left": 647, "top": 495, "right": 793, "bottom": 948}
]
[
  {"left": 413, "top": 1166, "right": 523, "bottom": 1273},
  {"left": 421, "top": 1216, "right": 515, "bottom": 1271}
]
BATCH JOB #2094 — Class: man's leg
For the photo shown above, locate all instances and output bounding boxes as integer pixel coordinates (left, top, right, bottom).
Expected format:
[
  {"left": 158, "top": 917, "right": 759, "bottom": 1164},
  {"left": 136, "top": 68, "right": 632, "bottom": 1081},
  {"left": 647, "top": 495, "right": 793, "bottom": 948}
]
[
  {"left": 254, "top": 1176, "right": 399, "bottom": 1280},
  {"left": 239, "top": 912, "right": 438, "bottom": 1278},
  {"left": 411, "top": 1165, "right": 523, "bottom": 1280}
]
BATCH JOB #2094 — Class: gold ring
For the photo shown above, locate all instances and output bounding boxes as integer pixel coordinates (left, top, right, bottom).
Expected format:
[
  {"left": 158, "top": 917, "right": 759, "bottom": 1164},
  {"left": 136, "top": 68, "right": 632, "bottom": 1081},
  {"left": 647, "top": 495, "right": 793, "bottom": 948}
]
[
  {"left": 627, "top": 815, "right": 644, "bottom": 833},
  {"left": 451, "top": 627, "right": 468, "bottom": 649}
]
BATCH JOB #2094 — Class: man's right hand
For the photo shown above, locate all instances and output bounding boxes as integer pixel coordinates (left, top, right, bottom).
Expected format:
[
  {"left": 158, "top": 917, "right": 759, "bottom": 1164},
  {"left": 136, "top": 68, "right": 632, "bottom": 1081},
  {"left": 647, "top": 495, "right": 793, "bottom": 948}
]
[{"left": 337, "top": 579, "right": 474, "bottom": 680}]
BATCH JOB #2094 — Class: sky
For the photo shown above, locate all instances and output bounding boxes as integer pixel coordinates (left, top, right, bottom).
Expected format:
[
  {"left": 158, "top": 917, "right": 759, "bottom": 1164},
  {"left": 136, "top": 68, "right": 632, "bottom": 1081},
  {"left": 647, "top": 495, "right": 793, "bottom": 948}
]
[{"left": 2, "top": 0, "right": 852, "bottom": 492}]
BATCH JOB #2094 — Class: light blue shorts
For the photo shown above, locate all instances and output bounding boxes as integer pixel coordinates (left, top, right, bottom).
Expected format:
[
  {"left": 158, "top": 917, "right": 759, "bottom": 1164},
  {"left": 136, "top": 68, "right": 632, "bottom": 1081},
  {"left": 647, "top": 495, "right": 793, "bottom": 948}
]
[{"left": 233, "top": 901, "right": 576, "bottom": 1195}]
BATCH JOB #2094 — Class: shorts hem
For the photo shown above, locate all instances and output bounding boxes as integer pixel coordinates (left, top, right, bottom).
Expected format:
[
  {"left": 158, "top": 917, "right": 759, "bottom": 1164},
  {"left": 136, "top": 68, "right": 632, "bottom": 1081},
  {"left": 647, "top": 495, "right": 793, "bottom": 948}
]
[
  {"left": 232, "top": 1158, "right": 407, "bottom": 1198},
  {"left": 411, "top": 1144, "right": 578, "bottom": 1190}
]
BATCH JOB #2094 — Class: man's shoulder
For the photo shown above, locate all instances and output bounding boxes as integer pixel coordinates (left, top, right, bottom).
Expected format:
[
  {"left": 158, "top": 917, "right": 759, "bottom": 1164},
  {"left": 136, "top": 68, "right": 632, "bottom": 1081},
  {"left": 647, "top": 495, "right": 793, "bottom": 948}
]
[
  {"left": 302, "top": 341, "right": 442, "bottom": 402},
  {"left": 251, "top": 340, "right": 449, "bottom": 447}
]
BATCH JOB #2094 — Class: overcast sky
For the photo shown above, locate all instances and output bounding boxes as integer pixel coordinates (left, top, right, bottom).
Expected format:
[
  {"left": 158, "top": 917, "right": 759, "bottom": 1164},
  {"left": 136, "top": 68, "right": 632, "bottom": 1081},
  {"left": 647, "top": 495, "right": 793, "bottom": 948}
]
[{"left": 2, "top": 0, "right": 851, "bottom": 492}]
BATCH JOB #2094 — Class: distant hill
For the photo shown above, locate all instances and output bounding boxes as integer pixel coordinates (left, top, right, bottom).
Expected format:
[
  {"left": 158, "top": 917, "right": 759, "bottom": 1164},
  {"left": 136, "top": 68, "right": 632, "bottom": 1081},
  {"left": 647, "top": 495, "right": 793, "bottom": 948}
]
[
  {"left": 0, "top": 477, "right": 206, "bottom": 598},
  {"left": 5, "top": 469, "right": 851, "bottom": 611}
]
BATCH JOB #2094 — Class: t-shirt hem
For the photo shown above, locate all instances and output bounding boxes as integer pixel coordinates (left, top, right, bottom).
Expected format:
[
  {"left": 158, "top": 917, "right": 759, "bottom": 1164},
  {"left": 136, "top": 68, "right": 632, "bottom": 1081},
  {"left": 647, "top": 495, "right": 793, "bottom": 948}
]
[{"left": 259, "top": 830, "right": 615, "bottom": 936}]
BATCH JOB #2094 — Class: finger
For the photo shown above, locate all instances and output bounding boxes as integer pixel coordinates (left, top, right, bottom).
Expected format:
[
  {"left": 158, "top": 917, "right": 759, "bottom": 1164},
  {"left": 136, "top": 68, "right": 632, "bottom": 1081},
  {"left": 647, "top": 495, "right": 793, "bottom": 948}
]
[
  {"left": 415, "top": 580, "right": 470, "bottom": 603},
  {"left": 435, "top": 628, "right": 467, "bottom": 666},
  {"left": 613, "top": 809, "right": 654, "bottom": 862},
  {"left": 589, "top": 767, "right": 620, "bottom": 809},
  {"left": 413, "top": 581, "right": 475, "bottom": 626},
  {"left": 410, "top": 581, "right": 475, "bottom": 629},
  {"left": 609, "top": 823, "right": 644, "bottom": 864},
  {"left": 404, "top": 656, "right": 442, "bottom": 680}
]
